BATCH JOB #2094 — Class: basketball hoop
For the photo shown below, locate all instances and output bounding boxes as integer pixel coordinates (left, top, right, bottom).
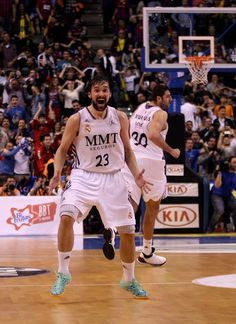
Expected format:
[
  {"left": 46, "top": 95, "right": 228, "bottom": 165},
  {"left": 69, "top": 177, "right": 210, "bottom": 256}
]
[{"left": 184, "top": 56, "right": 214, "bottom": 85}]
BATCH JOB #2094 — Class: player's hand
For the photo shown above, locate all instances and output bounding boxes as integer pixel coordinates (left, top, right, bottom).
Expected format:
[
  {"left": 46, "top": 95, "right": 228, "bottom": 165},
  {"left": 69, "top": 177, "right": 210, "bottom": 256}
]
[
  {"left": 49, "top": 171, "right": 60, "bottom": 192},
  {"left": 135, "top": 169, "right": 153, "bottom": 193},
  {"left": 171, "top": 148, "right": 180, "bottom": 159}
]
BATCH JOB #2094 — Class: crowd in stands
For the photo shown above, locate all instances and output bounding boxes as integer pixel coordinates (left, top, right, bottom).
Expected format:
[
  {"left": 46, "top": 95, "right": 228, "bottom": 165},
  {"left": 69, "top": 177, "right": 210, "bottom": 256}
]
[{"left": 0, "top": 0, "right": 235, "bottom": 232}]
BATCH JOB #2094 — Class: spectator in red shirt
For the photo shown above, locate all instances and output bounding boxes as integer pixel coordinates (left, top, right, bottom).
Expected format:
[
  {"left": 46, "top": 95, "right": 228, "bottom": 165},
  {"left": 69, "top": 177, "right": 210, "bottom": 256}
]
[
  {"left": 30, "top": 103, "right": 54, "bottom": 149},
  {"left": 36, "top": 0, "right": 53, "bottom": 26},
  {"left": 34, "top": 133, "right": 54, "bottom": 176}
]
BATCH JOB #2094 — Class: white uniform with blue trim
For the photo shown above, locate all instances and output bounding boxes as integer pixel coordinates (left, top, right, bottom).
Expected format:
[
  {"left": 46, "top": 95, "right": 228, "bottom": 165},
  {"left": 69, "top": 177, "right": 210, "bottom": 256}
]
[
  {"left": 124, "top": 102, "right": 168, "bottom": 204},
  {"left": 60, "top": 107, "right": 135, "bottom": 228}
]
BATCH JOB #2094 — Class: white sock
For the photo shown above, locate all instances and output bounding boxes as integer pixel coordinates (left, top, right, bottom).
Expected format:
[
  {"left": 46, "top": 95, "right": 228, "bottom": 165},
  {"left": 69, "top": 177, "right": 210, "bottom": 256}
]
[
  {"left": 143, "top": 239, "right": 152, "bottom": 256},
  {"left": 58, "top": 251, "right": 72, "bottom": 274},
  {"left": 122, "top": 261, "right": 135, "bottom": 282}
]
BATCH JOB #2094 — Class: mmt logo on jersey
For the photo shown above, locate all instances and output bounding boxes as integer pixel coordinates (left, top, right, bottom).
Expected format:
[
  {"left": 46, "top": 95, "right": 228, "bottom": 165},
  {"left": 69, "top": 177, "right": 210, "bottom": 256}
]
[{"left": 85, "top": 133, "right": 118, "bottom": 146}]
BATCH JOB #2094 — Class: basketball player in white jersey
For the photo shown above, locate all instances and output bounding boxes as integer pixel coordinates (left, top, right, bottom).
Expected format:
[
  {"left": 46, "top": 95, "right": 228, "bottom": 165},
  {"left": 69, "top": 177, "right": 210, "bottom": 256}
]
[
  {"left": 49, "top": 75, "right": 151, "bottom": 298},
  {"left": 131, "top": 85, "right": 180, "bottom": 265},
  {"left": 104, "top": 85, "right": 180, "bottom": 265}
]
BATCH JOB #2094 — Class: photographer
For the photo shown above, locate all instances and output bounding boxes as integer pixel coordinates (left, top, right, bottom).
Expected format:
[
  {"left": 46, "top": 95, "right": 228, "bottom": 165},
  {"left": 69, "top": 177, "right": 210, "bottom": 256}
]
[
  {"left": 208, "top": 156, "right": 236, "bottom": 232},
  {"left": 217, "top": 128, "right": 235, "bottom": 160},
  {"left": 0, "top": 176, "right": 20, "bottom": 196},
  {"left": 28, "top": 174, "right": 50, "bottom": 196},
  {"left": 198, "top": 137, "right": 221, "bottom": 181}
]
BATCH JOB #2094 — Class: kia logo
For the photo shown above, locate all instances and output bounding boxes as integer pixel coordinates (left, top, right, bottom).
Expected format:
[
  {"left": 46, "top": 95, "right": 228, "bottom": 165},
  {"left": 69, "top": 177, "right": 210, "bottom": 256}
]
[
  {"left": 157, "top": 206, "right": 197, "bottom": 227},
  {"left": 167, "top": 184, "right": 187, "bottom": 195},
  {"left": 166, "top": 167, "right": 182, "bottom": 173}
]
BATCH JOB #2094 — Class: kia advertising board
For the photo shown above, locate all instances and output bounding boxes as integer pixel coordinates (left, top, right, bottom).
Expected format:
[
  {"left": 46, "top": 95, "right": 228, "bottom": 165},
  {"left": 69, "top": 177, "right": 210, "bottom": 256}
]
[
  {"left": 167, "top": 183, "right": 199, "bottom": 197},
  {"left": 155, "top": 204, "right": 199, "bottom": 229}
]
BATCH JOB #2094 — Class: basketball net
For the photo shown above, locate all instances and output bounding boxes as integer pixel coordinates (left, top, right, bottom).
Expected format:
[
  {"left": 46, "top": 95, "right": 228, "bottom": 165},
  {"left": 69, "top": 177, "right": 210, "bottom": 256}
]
[{"left": 184, "top": 56, "right": 214, "bottom": 85}]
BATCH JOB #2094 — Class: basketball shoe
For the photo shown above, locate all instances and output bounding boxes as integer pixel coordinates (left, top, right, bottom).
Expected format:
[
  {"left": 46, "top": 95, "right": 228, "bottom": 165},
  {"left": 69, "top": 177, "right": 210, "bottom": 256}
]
[
  {"left": 120, "top": 279, "right": 148, "bottom": 298},
  {"left": 50, "top": 272, "right": 71, "bottom": 295},
  {"left": 102, "top": 228, "right": 115, "bottom": 260},
  {"left": 137, "top": 247, "right": 166, "bottom": 266}
]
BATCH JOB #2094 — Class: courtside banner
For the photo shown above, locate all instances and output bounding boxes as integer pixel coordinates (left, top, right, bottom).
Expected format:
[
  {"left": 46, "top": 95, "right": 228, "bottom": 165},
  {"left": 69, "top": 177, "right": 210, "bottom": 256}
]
[
  {"left": 167, "top": 183, "right": 199, "bottom": 197},
  {"left": 155, "top": 204, "right": 199, "bottom": 229},
  {"left": 166, "top": 164, "right": 184, "bottom": 176},
  {"left": 0, "top": 196, "right": 83, "bottom": 235}
]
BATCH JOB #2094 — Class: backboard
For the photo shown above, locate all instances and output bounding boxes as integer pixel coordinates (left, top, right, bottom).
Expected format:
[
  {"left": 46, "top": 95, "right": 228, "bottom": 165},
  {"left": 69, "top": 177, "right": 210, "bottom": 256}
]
[{"left": 142, "top": 7, "right": 236, "bottom": 72}]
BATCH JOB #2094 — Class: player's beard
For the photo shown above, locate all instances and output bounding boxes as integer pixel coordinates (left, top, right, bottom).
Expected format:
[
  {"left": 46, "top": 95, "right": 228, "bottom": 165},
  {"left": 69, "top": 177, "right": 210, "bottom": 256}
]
[
  {"left": 92, "top": 98, "right": 108, "bottom": 111},
  {"left": 162, "top": 101, "right": 170, "bottom": 111}
]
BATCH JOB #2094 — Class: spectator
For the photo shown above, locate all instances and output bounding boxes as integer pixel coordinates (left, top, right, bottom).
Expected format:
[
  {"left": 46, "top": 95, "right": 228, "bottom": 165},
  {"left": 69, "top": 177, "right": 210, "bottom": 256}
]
[
  {"left": 0, "top": 127, "right": 8, "bottom": 150},
  {"left": 185, "top": 138, "right": 200, "bottom": 173},
  {"left": 30, "top": 104, "right": 54, "bottom": 149},
  {"left": 13, "top": 119, "right": 32, "bottom": 139},
  {"left": 198, "top": 137, "right": 221, "bottom": 180},
  {"left": 14, "top": 136, "right": 32, "bottom": 182},
  {"left": 123, "top": 65, "right": 140, "bottom": 110},
  {"left": 191, "top": 131, "right": 204, "bottom": 150},
  {"left": 0, "top": 176, "right": 20, "bottom": 196},
  {"left": 37, "top": 45, "right": 56, "bottom": 80},
  {"left": 28, "top": 174, "right": 50, "bottom": 195},
  {"left": 36, "top": 0, "right": 54, "bottom": 27},
  {"left": 213, "top": 106, "right": 235, "bottom": 134},
  {"left": 198, "top": 117, "right": 216, "bottom": 142},
  {"left": 111, "top": 29, "right": 130, "bottom": 69},
  {"left": 13, "top": 2, "right": 35, "bottom": 52},
  {"left": 25, "top": 84, "right": 46, "bottom": 116},
  {"left": 185, "top": 120, "right": 194, "bottom": 139},
  {"left": 0, "top": 141, "right": 21, "bottom": 178},
  {"left": 0, "top": 32, "right": 17, "bottom": 69},
  {"left": 206, "top": 74, "right": 225, "bottom": 98},
  {"left": 95, "top": 48, "right": 113, "bottom": 80},
  {"left": 46, "top": 76, "right": 62, "bottom": 121},
  {"left": 208, "top": 156, "right": 236, "bottom": 232},
  {"left": 217, "top": 129, "right": 235, "bottom": 160},
  {"left": 0, "top": 117, "right": 14, "bottom": 141},
  {"left": 180, "top": 94, "right": 196, "bottom": 126},
  {"left": 59, "top": 78, "right": 84, "bottom": 117},
  {"left": 71, "top": 99, "right": 82, "bottom": 112},
  {"left": 56, "top": 50, "right": 73, "bottom": 72},
  {"left": 214, "top": 94, "right": 234, "bottom": 118},
  {"left": 202, "top": 97, "right": 217, "bottom": 120},
  {"left": 4, "top": 95, "right": 28, "bottom": 130},
  {"left": 111, "top": 0, "right": 132, "bottom": 25},
  {"left": 34, "top": 133, "right": 54, "bottom": 176},
  {"left": 4, "top": 77, "right": 26, "bottom": 108},
  {"left": 135, "top": 90, "right": 148, "bottom": 108}
]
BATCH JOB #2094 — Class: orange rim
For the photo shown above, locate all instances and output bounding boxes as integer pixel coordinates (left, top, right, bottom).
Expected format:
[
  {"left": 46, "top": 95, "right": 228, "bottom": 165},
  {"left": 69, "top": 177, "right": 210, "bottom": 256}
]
[{"left": 185, "top": 56, "right": 213, "bottom": 66}]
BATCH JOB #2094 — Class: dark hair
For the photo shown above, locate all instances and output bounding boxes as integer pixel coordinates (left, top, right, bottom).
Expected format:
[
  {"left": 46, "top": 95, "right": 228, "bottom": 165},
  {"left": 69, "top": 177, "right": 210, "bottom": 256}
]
[
  {"left": 39, "top": 133, "right": 51, "bottom": 142},
  {"left": 72, "top": 99, "right": 80, "bottom": 105},
  {"left": 38, "top": 113, "right": 46, "bottom": 118},
  {"left": 151, "top": 85, "right": 170, "bottom": 101},
  {"left": 229, "top": 156, "right": 236, "bottom": 163},
  {"left": 87, "top": 75, "right": 111, "bottom": 92},
  {"left": 10, "top": 95, "right": 18, "bottom": 100}
]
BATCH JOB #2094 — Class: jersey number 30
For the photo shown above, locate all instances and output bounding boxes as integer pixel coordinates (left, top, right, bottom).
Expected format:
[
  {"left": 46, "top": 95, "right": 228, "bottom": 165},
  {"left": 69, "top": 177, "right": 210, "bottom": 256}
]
[{"left": 131, "top": 132, "right": 148, "bottom": 147}]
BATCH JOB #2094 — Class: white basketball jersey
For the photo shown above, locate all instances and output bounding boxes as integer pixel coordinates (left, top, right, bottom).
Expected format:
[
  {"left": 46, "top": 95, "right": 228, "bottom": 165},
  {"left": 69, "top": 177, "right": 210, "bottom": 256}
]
[
  {"left": 130, "top": 102, "right": 168, "bottom": 159},
  {"left": 71, "top": 106, "right": 125, "bottom": 173}
]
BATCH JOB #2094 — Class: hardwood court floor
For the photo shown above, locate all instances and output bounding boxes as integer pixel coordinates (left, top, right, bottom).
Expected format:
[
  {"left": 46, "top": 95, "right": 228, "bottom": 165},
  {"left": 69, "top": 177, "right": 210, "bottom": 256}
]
[{"left": 0, "top": 235, "right": 236, "bottom": 324}]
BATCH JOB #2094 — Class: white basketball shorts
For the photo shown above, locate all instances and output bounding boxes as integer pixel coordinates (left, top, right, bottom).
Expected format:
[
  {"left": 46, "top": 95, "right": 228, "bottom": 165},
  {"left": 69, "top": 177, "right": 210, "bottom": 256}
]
[
  {"left": 59, "top": 169, "right": 135, "bottom": 228},
  {"left": 122, "top": 157, "right": 167, "bottom": 204}
]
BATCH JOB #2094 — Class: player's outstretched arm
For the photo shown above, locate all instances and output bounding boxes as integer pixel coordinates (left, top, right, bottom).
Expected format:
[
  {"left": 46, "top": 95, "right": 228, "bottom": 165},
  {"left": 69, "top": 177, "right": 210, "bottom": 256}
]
[
  {"left": 50, "top": 113, "right": 80, "bottom": 190},
  {"left": 149, "top": 110, "right": 180, "bottom": 159}
]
